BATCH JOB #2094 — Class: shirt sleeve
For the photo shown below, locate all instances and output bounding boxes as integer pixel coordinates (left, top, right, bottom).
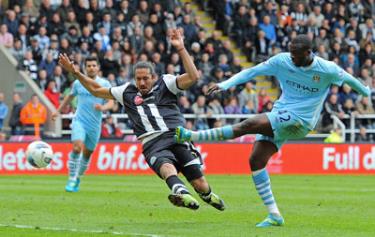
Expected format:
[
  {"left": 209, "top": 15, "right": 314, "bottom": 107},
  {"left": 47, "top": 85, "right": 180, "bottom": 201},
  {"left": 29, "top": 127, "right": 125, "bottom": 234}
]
[
  {"left": 162, "top": 74, "right": 183, "bottom": 95},
  {"left": 331, "top": 64, "right": 370, "bottom": 96},
  {"left": 109, "top": 82, "right": 130, "bottom": 105},
  {"left": 219, "top": 54, "right": 280, "bottom": 90},
  {"left": 70, "top": 81, "right": 78, "bottom": 96}
]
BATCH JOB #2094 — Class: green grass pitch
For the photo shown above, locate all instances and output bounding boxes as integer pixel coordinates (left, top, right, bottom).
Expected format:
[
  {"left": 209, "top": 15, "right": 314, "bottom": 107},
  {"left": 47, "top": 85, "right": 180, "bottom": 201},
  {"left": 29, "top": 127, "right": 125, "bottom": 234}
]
[{"left": 0, "top": 175, "right": 374, "bottom": 237}]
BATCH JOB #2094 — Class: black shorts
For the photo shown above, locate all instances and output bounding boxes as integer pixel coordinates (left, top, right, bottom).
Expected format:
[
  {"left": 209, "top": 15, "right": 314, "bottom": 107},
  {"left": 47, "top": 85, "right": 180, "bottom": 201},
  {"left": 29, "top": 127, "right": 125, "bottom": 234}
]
[{"left": 142, "top": 132, "right": 202, "bottom": 178}]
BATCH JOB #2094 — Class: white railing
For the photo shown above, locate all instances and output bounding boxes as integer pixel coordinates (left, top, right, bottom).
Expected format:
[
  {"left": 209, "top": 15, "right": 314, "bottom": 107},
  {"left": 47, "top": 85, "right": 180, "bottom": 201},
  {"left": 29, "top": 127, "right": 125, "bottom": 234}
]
[
  {"left": 340, "top": 114, "right": 375, "bottom": 142},
  {"left": 60, "top": 113, "right": 375, "bottom": 142}
]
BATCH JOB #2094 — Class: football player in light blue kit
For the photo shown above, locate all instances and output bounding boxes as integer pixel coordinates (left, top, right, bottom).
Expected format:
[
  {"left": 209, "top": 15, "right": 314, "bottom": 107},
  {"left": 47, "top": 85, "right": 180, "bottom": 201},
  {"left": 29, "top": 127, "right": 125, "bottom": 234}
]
[
  {"left": 175, "top": 35, "right": 371, "bottom": 227},
  {"left": 53, "top": 56, "right": 113, "bottom": 192}
]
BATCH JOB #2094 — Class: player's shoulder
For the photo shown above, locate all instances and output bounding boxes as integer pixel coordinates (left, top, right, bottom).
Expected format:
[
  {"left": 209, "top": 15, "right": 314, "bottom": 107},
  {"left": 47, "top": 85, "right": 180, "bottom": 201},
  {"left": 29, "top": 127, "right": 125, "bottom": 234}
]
[
  {"left": 96, "top": 77, "right": 111, "bottom": 86},
  {"left": 266, "top": 52, "right": 290, "bottom": 65},
  {"left": 313, "top": 56, "right": 339, "bottom": 73},
  {"left": 72, "top": 80, "right": 81, "bottom": 88}
]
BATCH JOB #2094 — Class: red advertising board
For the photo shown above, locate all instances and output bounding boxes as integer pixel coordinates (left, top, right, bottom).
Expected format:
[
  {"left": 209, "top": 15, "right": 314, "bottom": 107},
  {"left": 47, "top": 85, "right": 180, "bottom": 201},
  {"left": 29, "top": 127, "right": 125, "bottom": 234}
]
[{"left": 0, "top": 142, "right": 375, "bottom": 175}]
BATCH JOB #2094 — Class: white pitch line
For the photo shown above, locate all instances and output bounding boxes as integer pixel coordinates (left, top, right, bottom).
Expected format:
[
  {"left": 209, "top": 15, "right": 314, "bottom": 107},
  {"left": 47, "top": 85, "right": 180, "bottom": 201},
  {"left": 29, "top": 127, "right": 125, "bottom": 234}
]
[{"left": 0, "top": 223, "right": 164, "bottom": 237}]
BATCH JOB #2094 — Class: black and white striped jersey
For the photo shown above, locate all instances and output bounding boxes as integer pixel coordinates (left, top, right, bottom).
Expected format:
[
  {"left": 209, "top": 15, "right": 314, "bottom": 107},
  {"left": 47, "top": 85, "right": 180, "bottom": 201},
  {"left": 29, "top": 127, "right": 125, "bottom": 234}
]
[{"left": 109, "top": 74, "right": 185, "bottom": 140}]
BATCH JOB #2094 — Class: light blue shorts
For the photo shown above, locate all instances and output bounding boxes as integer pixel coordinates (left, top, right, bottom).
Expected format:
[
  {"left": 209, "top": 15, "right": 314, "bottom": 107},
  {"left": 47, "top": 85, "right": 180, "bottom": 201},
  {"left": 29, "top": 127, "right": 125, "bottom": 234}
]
[
  {"left": 71, "top": 120, "right": 101, "bottom": 151},
  {"left": 256, "top": 109, "right": 311, "bottom": 149}
]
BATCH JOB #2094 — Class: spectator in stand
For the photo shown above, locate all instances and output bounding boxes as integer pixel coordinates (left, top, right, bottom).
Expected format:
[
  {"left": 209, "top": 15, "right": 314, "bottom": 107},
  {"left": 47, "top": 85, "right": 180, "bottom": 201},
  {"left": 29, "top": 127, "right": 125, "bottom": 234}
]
[
  {"left": 356, "top": 126, "right": 373, "bottom": 142},
  {"left": 339, "top": 83, "right": 358, "bottom": 105},
  {"left": 39, "top": 52, "right": 56, "bottom": 77},
  {"left": 257, "top": 88, "right": 270, "bottom": 113},
  {"left": 44, "top": 80, "right": 60, "bottom": 109},
  {"left": 254, "top": 30, "right": 270, "bottom": 63},
  {"left": 239, "top": 81, "right": 258, "bottom": 112},
  {"left": 0, "top": 92, "right": 8, "bottom": 131},
  {"left": 356, "top": 96, "right": 375, "bottom": 128},
  {"left": 192, "top": 95, "right": 209, "bottom": 130},
  {"left": 20, "top": 94, "right": 47, "bottom": 136},
  {"left": 10, "top": 38, "right": 25, "bottom": 62},
  {"left": 3, "top": 10, "right": 18, "bottom": 36},
  {"left": 207, "top": 97, "right": 225, "bottom": 128},
  {"left": 0, "top": 24, "right": 14, "bottom": 48},
  {"left": 321, "top": 94, "right": 345, "bottom": 132},
  {"left": 101, "top": 115, "right": 124, "bottom": 138},
  {"left": 28, "top": 36, "right": 43, "bottom": 63},
  {"left": 232, "top": 5, "right": 248, "bottom": 47},
  {"left": 33, "top": 26, "right": 50, "bottom": 51},
  {"left": 259, "top": 15, "right": 276, "bottom": 44},
  {"left": 8, "top": 93, "right": 23, "bottom": 135},
  {"left": 242, "top": 99, "right": 257, "bottom": 115},
  {"left": 324, "top": 127, "right": 344, "bottom": 143},
  {"left": 22, "top": 50, "right": 38, "bottom": 81},
  {"left": 37, "top": 69, "right": 49, "bottom": 90}
]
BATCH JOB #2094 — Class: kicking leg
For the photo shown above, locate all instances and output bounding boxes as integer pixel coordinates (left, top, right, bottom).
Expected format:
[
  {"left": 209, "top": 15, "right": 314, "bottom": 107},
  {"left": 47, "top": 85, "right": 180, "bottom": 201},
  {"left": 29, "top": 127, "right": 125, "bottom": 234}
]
[
  {"left": 175, "top": 114, "right": 273, "bottom": 142},
  {"left": 250, "top": 141, "right": 284, "bottom": 227}
]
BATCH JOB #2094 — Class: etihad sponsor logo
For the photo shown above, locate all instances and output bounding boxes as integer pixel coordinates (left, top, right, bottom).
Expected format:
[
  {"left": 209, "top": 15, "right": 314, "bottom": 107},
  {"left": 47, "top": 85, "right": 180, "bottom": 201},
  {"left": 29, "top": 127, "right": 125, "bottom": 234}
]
[{"left": 286, "top": 80, "right": 319, "bottom": 93}]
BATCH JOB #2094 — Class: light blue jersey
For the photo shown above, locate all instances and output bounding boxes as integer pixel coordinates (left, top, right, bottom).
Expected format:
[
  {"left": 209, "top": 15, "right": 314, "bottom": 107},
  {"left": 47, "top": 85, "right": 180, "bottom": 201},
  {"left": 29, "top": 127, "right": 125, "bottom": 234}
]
[
  {"left": 220, "top": 53, "right": 370, "bottom": 130},
  {"left": 71, "top": 77, "right": 111, "bottom": 130}
]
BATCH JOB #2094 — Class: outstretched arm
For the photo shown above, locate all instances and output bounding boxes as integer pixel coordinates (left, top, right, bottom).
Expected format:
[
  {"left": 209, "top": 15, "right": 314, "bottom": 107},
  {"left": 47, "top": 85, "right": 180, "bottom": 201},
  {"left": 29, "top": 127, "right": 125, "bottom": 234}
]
[
  {"left": 219, "top": 58, "right": 278, "bottom": 91},
  {"left": 58, "top": 54, "right": 114, "bottom": 100},
  {"left": 171, "top": 29, "right": 200, "bottom": 90},
  {"left": 52, "top": 94, "right": 74, "bottom": 121},
  {"left": 342, "top": 73, "right": 371, "bottom": 97},
  {"left": 94, "top": 100, "right": 115, "bottom": 112}
]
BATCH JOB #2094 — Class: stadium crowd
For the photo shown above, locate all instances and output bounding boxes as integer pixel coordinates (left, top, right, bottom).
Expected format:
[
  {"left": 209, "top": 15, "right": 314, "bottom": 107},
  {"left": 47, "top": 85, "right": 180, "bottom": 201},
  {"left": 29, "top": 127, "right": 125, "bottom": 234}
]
[{"left": 0, "top": 0, "right": 374, "bottom": 141}]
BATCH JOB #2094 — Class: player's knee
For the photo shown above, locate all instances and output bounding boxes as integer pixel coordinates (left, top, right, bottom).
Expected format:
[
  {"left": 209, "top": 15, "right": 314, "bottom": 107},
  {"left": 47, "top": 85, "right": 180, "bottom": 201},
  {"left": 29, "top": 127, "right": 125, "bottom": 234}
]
[
  {"left": 249, "top": 155, "right": 267, "bottom": 171},
  {"left": 159, "top": 163, "right": 177, "bottom": 180},
  {"left": 72, "top": 144, "right": 82, "bottom": 154},
  {"left": 190, "top": 176, "right": 209, "bottom": 193},
  {"left": 182, "top": 164, "right": 203, "bottom": 182}
]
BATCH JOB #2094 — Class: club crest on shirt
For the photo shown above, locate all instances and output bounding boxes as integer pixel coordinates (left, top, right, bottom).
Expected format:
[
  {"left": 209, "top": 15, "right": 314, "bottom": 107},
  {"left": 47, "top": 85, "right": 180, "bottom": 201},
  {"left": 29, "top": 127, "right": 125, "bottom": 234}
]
[
  {"left": 312, "top": 75, "right": 320, "bottom": 83},
  {"left": 134, "top": 95, "right": 144, "bottom": 105}
]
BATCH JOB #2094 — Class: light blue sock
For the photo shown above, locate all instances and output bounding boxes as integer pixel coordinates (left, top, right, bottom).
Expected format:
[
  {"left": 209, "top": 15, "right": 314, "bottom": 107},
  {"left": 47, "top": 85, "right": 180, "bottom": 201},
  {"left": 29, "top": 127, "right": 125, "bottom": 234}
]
[
  {"left": 68, "top": 152, "right": 80, "bottom": 181},
  {"left": 190, "top": 125, "right": 234, "bottom": 141},
  {"left": 252, "top": 168, "right": 280, "bottom": 215},
  {"left": 78, "top": 155, "right": 91, "bottom": 177}
]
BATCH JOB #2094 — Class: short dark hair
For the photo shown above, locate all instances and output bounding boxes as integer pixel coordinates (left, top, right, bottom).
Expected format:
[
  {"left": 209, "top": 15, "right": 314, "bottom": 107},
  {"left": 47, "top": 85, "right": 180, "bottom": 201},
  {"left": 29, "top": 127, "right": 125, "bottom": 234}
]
[
  {"left": 290, "top": 35, "right": 312, "bottom": 51},
  {"left": 133, "top": 61, "right": 155, "bottom": 75},
  {"left": 85, "top": 56, "right": 99, "bottom": 65}
]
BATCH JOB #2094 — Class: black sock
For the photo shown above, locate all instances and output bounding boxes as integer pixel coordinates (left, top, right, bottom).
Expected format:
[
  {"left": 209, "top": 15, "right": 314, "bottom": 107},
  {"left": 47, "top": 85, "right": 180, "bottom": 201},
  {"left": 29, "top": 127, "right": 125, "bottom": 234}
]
[
  {"left": 166, "top": 175, "right": 189, "bottom": 194},
  {"left": 196, "top": 187, "right": 212, "bottom": 200}
]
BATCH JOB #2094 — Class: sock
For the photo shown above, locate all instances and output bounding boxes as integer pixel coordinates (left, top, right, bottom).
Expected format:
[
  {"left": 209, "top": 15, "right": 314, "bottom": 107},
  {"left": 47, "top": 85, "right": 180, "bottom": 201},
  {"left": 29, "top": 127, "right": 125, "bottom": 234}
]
[
  {"left": 77, "top": 154, "right": 91, "bottom": 177},
  {"left": 166, "top": 175, "right": 190, "bottom": 194},
  {"left": 252, "top": 168, "right": 280, "bottom": 216},
  {"left": 190, "top": 125, "right": 234, "bottom": 142},
  {"left": 68, "top": 152, "right": 80, "bottom": 181},
  {"left": 195, "top": 187, "right": 212, "bottom": 201}
]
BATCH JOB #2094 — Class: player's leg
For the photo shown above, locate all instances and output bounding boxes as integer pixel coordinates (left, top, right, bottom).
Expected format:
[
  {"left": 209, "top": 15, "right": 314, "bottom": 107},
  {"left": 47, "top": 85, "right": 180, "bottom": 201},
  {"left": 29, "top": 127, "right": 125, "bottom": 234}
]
[
  {"left": 175, "top": 114, "right": 273, "bottom": 142},
  {"left": 147, "top": 150, "right": 200, "bottom": 210},
  {"left": 189, "top": 175, "right": 226, "bottom": 211},
  {"left": 73, "top": 130, "right": 99, "bottom": 192},
  {"left": 174, "top": 144, "right": 225, "bottom": 211},
  {"left": 65, "top": 140, "right": 84, "bottom": 192},
  {"left": 250, "top": 140, "right": 284, "bottom": 227},
  {"left": 66, "top": 121, "right": 86, "bottom": 192}
]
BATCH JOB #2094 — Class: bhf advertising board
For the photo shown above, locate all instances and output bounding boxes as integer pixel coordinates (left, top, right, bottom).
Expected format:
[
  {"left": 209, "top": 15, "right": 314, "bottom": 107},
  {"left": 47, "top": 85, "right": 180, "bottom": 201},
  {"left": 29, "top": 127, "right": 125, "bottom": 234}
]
[{"left": 0, "top": 143, "right": 375, "bottom": 175}]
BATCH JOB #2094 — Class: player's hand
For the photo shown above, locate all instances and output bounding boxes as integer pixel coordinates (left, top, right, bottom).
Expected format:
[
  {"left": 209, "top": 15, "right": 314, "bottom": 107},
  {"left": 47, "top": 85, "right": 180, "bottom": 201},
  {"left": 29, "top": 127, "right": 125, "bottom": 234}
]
[
  {"left": 51, "top": 111, "right": 59, "bottom": 121},
  {"left": 94, "top": 104, "right": 103, "bottom": 111},
  {"left": 169, "top": 29, "right": 184, "bottom": 51},
  {"left": 207, "top": 83, "right": 222, "bottom": 95},
  {"left": 58, "top": 53, "right": 79, "bottom": 75}
]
